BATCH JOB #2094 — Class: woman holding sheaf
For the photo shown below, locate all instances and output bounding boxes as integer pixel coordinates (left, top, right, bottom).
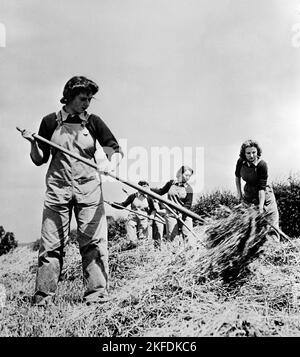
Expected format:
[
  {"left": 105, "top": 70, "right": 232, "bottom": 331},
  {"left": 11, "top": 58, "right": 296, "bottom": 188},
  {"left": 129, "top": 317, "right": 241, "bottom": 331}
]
[{"left": 235, "top": 139, "right": 279, "bottom": 240}]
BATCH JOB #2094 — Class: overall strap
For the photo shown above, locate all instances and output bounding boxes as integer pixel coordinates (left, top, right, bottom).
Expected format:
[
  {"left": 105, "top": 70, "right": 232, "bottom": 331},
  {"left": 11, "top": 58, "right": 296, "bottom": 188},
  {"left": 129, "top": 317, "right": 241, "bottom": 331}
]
[
  {"left": 56, "top": 111, "right": 63, "bottom": 127},
  {"left": 80, "top": 113, "right": 90, "bottom": 128},
  {"left": 55, "top": 110, "right": 90, "bottom": 127}
]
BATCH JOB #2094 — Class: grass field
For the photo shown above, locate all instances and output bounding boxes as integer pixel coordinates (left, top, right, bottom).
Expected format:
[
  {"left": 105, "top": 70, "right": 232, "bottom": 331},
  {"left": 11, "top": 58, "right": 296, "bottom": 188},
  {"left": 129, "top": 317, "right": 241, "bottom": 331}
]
[{"left": 1, "top": 224, "right": 300, "bottom": 337}]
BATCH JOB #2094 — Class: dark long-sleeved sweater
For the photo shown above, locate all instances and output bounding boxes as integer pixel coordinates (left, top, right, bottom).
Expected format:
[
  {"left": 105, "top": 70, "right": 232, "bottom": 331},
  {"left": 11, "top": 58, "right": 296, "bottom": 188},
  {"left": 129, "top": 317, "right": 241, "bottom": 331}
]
[
  {"left": 34, "top": 112, "right": 123, "bottom": 165},
  {"left": 235, "top": 158, "right": 269, "bottom": 202},
  {"left": 235, "top": 158, "right": 268, "bottom": 191}
]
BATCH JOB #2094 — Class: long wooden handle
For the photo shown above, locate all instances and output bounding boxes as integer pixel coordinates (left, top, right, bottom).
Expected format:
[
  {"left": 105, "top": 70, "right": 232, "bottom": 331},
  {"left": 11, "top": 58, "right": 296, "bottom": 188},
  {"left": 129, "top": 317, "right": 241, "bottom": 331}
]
[
  {"left": 162, "top": 202, "right": 199, "bottom": 240},
  {"left": 17, "top": 126, "right": 205, "bottom": 222},
  {"left": 17, "top": 126, "right": 98, "bottom": 170},
  {"left": 104, "top": 200, "right": 165, "bottom": 224}
]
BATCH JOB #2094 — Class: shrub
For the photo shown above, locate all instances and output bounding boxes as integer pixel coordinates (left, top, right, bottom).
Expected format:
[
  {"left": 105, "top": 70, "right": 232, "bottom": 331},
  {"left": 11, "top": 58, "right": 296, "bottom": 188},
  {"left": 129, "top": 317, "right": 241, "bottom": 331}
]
[
  {"left": 0, "top": 229, "right": 18, "bottom": 256},
  {"left": 31, "top": 239, "right": 40, "bottom": 251},
  {"left": 108, "top": 216, "right": 126, "bottom": 242},
  {"left": 272, "top": 176, "right": 300, "bottom": 238},
  {"left": 193, "top": 190, "right": 239, "bottom": 219},
  {"left": 0, "top": 226, "right": 5, "bottom": 240}
]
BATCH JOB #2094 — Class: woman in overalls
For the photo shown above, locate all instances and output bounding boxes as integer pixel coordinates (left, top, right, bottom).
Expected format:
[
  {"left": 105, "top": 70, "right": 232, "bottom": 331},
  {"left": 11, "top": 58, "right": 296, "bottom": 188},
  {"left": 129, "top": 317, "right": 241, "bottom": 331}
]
[
  {"left": 151, "top": 199, "right": 167, "bottom": 248},
  {"left": 112, "top": 181, "right": 155, "bottom": 250},
  {"left": 21, "top": 76, "right": 123, "bottom": 305},
  {"left": 235, "top": 139, "right": 279, "bottom": 239},
  {"left": 152, "top": 165, "right": 195, "bottom": 246}
]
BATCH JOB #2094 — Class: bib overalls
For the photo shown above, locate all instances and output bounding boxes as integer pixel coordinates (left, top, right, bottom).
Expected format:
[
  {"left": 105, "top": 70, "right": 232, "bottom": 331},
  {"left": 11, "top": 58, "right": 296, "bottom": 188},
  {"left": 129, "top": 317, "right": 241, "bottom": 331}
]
[
  {"left": 126, "top": 195, "right": 150, "bottom": 243},
  {"left": 152, "top": 180, "right": 195, "bottom": 246},
  {"left": 34, "top": 112, "right": 109, "bottom": 303},
  {"left": 165, "top": 183, "right": 194, "bottom": 244}
]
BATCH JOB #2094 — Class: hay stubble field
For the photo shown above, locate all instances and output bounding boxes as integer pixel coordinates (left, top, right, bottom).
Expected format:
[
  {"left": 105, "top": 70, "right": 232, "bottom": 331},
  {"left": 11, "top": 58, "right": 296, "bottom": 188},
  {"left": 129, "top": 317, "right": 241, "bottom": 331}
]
[{"left": 1, "top": 218, "right": 300, "bottom": 337}]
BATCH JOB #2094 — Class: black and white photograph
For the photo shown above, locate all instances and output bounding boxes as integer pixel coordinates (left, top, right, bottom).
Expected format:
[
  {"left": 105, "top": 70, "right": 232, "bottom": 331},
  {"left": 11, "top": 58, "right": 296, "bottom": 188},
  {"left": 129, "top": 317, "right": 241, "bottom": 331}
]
[{"left": 1, "top": 0, "right": 300, "bottom": 343}]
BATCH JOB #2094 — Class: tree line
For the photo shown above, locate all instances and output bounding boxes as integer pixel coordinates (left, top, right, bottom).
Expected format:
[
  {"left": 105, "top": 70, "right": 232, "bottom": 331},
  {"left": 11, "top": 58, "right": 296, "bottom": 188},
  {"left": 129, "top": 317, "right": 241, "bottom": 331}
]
[{"left": 0, "top": 226, "right": 18, "bottom": 256}]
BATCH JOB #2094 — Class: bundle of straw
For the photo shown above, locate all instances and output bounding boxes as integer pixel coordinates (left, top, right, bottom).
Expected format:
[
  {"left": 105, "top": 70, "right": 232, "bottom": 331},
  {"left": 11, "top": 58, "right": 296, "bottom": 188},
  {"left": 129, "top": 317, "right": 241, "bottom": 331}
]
[{"left": 198, "top": 205, "right": 270, "bottom": 284}]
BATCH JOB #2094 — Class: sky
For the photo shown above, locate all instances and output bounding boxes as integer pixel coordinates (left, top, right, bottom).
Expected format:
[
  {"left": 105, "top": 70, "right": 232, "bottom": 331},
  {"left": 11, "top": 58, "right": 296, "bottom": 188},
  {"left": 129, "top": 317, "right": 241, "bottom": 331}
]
[{"left": 1, "top": 0, "right": 300, "bottom": 243}]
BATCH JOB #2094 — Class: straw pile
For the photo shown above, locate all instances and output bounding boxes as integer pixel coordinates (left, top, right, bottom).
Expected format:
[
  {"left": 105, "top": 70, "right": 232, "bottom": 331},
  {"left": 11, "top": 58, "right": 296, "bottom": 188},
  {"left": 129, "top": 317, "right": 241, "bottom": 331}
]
[
  {"left": 192, "top": 205, "right": 270, "bottom": 284},
  {"left": 62, "top": 205, "right": 273, "bottom": 291},
  {"left": 60, "top": 204, "right": 279, "bottom": 336}
]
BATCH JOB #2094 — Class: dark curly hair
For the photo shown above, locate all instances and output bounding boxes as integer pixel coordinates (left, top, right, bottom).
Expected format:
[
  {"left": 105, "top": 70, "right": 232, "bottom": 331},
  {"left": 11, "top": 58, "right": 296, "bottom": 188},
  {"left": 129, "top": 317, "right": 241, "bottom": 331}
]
[
  {"left": 239, "top": 139, "right": 262, "bottom": 160},
  {"left": 60, "top": 76, "right": 99, "bottom": 104}
]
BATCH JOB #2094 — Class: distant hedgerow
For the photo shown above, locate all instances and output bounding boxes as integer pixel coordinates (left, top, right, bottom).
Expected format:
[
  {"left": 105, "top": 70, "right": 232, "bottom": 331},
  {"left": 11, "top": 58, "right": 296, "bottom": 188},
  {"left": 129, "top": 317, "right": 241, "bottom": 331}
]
[
  {"left": 0, "top": 226, "right": 18, "bottom": 256},
  {"left": 272, "top": 176, "right": 300, "bottom": 238},
  {"left": 31, "top": 239, "right": 40, "bottom": 251},
  {"left": 193, "top": 190, "right": 240, "bottom": 219}
]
